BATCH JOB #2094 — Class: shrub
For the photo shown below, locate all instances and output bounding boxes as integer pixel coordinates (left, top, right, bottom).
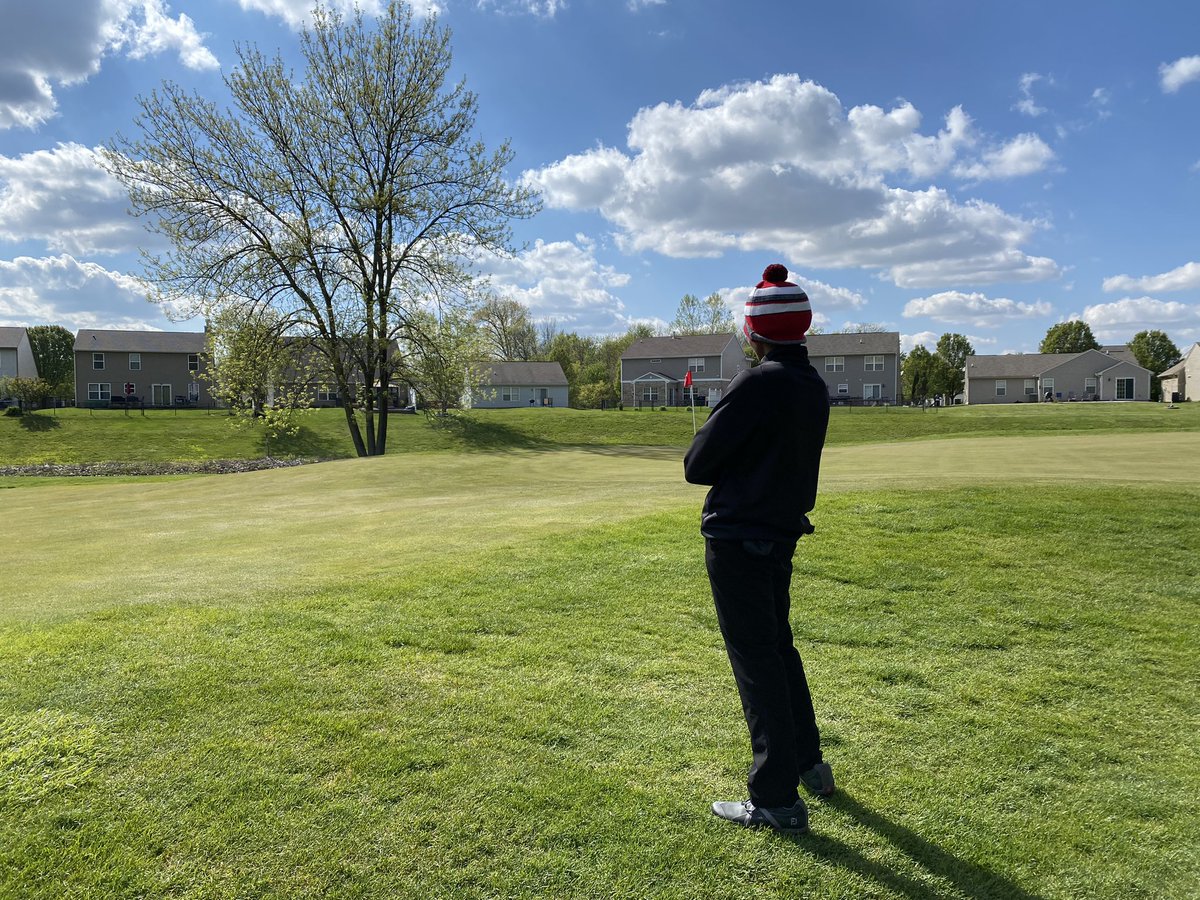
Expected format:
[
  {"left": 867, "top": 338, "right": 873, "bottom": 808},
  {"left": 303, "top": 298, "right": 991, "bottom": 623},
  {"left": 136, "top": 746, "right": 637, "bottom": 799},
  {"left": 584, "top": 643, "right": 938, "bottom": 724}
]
[{"left": 4, "top": 406, "right": 23, "bottom": 417}]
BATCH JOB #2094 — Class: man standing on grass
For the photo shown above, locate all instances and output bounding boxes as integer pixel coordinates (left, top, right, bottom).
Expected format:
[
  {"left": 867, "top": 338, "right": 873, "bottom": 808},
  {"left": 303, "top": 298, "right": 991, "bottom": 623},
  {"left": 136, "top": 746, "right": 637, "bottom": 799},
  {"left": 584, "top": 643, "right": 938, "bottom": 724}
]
[{"left": 684, "top": 264, "right": 832, "bottom": 835}]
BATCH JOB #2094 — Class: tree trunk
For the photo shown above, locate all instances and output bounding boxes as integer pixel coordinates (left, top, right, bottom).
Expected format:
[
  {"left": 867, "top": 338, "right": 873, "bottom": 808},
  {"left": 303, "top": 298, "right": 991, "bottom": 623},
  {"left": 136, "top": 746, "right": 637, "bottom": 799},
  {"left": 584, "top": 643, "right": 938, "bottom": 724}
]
[{"left": 341, "top": 404, "right": 368, "bottom": 457}]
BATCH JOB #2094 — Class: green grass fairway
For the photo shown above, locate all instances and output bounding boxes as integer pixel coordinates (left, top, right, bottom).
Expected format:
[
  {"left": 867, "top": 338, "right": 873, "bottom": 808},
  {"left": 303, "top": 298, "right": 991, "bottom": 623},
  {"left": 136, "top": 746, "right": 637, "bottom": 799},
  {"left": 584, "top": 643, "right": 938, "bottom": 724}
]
[
  {"left": 2, "top": 433, "right": 1198, "bottom": 898},
  {"left": 2, "top": 402, "right": 1199, "bottom": 466}
]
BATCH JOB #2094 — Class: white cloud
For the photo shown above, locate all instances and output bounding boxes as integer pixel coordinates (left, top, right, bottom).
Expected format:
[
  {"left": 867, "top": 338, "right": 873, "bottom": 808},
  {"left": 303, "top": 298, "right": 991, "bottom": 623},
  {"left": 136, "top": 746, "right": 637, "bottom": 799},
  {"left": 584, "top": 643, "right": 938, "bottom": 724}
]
[
  {"left": 1080, "top": 296, "right": 1200, "bottom": 338},
  {"left": 901, "top": 331, "right": 939, "bottom": 352},
  {"left": 524, "top": 75, "right": 1059, "bottom": 288},
  {"left": 0, "top": 254, "right": 170, "bottom": 330},
  {"left": 235, "top": 0, "right": 442, "bottom": 29},
  {"left": 1014, "top": 73, "right": 1049, "bottom": 117},
  {"left": 0, "top": 1, "right": 217, "bottom": 130},
  {"left": 903, "top": 290, "right": 1053, "bottom": 327},
  {"left": 0, "top": 143, "right": 151, "bottom": 256},
  {"left": 628, "top": 0, "right": 666, "bottom": 8},
  {"left": 1102, "top": 262, "right": 1200, "bottom": 294},
  {"left": 953, "top": 133, "right": 1056, "bottom": 181},
  {"left": 474, "top": 237, "right": 640, "bottom": 334},
  {"left": 1160, "top": 56, "right": 1200, "bottom": 94},
  {"left": 475, "top": 0, "right": 565, "bottom": 17}
]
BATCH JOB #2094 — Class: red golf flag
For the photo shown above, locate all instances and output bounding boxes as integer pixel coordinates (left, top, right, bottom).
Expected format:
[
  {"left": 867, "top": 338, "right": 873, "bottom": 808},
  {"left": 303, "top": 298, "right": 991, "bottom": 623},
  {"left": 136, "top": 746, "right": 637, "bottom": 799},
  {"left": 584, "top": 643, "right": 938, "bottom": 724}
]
[{"left": 684, "top": 370, "right": 693, "bottom": 387}]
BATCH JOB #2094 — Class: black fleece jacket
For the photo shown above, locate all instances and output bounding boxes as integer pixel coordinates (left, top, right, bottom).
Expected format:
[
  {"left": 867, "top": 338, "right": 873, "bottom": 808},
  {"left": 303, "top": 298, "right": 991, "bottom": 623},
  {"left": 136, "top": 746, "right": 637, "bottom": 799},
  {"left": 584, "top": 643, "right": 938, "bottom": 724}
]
[{"left": 683, "top": 344, "right": 830, "bottom": 542}]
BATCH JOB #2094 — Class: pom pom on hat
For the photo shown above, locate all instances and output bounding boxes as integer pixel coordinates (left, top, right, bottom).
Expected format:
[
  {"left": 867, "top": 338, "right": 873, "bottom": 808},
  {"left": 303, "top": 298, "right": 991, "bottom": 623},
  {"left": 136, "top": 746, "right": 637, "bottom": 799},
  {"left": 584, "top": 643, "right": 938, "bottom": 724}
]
[
  {"left": 743, "top": 264, "right": 811, "bottom": 345},
  {"left": 762, "top": 263, "right": 790, "bottom": 283}
]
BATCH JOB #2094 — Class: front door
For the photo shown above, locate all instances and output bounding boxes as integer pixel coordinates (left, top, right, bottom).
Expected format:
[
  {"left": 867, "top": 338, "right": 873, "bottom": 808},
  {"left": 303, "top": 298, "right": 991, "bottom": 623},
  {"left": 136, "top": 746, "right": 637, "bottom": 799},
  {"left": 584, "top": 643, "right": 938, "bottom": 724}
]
[
  {"left": 152, "top": 384, "right": 172, "bottom": 407},
  {"left": 1116, "top": 377, "right": 1134, "bottom": 400}
]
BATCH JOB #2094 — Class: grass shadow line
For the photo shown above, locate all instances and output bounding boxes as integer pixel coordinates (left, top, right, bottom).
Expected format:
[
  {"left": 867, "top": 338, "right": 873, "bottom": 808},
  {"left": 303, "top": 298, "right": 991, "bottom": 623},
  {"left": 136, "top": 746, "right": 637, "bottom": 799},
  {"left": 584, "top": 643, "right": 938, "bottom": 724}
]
[
  {"left": 786, "top": 831, "right": 949, "bottom": 900},
  {"left": 814, "top": 792, "right": 1045, "bottom": 900}
]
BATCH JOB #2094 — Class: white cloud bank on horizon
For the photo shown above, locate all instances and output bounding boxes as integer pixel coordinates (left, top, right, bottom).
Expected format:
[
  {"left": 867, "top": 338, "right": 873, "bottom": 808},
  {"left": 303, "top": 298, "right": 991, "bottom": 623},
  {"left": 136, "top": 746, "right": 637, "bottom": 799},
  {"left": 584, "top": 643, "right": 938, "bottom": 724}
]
[
  {"left": 1080, "top": 296, "right": 1200, "bottom": 342},
  {"left": 1103, "top": 261, "right": 1200, "bottom": 293},
  {"left": 524, "top": 75, "right": 1059, "bottom": 289},
  {"left": 1160, "top": 55, "right": 1200, "bottom": 94},
  {"left": 0, "top": 143, "right": 152, "bottom": 256},
  {"left": 902, "top": 290, "right": 1053, "bottom": 327},
  {"left": 0, "top": 1, "right": 217, "bottom": 130},
  {"left": 0, "top": 254, "right": 170, "bottom": 331}
]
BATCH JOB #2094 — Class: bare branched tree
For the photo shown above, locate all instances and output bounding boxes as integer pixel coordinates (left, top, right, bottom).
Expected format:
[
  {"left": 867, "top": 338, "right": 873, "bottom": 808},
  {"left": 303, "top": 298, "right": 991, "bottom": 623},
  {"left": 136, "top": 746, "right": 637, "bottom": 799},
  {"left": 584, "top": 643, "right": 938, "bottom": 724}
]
[{"left": 104, "top": 2, "right": 539, "bottom": 456}]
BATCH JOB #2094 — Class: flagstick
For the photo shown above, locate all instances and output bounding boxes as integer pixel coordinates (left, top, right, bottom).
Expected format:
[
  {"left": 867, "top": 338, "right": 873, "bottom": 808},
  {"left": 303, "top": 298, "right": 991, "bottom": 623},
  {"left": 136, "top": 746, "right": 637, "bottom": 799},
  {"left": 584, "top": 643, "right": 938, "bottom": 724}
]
[{"left": 690, "top": 383, "right": 697, "bottom": 434}]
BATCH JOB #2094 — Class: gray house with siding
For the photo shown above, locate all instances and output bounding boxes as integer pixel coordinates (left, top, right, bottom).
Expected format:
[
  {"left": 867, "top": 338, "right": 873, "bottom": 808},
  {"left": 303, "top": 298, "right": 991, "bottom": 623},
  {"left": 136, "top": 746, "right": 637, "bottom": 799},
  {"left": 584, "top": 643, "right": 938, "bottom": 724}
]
[
  {"left": 620, "top": 333, "right": 748, "bottom": 407},
  {"left": 0, "top": 326, "right": 39, "bottom": 389},
  {"left": 467, "top": 361, "right": 569, "bottom": 408},
  {"left": 804, "top": 332, "right": 902, "bottom": 403},
  {"left": 74, "top": 330, "right": 211, "bottom": 407},
  {"left": 964, "top": 348, "right": 1153, "bottom": 404},
  {"left": 1159, "top": 342, "right": 1199, "bottom": 403}
]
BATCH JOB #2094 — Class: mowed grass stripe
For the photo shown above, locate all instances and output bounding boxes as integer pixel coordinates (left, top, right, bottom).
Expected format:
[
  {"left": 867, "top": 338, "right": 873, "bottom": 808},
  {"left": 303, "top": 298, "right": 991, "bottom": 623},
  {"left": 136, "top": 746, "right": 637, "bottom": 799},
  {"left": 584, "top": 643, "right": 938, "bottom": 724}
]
[
  {"left": 1, "top": 484, "right": 1196, "bottom": 898},
  {"left": 5, "top": 432, "right": 1199, "bottom": 622}
]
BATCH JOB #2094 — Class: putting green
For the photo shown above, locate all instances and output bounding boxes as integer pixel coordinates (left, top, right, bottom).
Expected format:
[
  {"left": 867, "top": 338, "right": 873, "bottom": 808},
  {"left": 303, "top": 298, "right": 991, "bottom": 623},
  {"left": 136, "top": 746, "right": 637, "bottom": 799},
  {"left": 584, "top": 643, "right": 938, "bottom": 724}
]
[{"left": 4, "top": 432, "right": 1196, "bottom": 622}]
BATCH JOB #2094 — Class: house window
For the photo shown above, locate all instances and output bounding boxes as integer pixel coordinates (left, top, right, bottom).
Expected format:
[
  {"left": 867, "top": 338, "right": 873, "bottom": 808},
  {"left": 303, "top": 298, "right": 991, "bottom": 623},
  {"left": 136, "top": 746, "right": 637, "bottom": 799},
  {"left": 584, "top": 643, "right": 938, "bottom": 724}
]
[
  {"left": 864, "top": 384, "right": 882, "bottom": 400},
  {"left": 501, "top": 386, "right": 520, "bottom": 402},
  {"left": 88, "top": 383, "right": 111, "bottom": 401},
  {"left": 1024, "top": 379, "right": 1037, "bottom": 396},
  {"left": 688, "top": 357, "right": 705, "bottom": 374},
  {"left": 837, "top": 384, "right": 849, "bottom": 395},
  {"left": 865, "top": 355, "right": 885, "bottom": 372},
  {"left": 1042, "top": 377, "right": 1054, "bottom": 399},
  {"left": 995, "top": 380, "right": 1007, "bottom": 397},
  {"left": 1116, "top": 377, "right": 1134, "bottom": 400},
  {"left": 316, "top": 386, "right": 338, "bottom": 402},
  {"left": 188, "top": 354, "right": 200, "bottom": 372},
  {"left": 129, "top": 353, "right": 141, "bottom": 371},
  {"left": 188, "top": 383, "right": 200, "bottom": 403},
  {"left": 1085, "top": 376, "right": 1097, "bottom": 396},
  {"left": 825, "top": 356, "right": 845, "bottom": 372},
  {"left": 650, "top": 358, "right": 662, "bottom": 363},
  {"left": 642, "top": 386, "right": 659, "bottom": 404},
  {"left": 92, "top": 352, "right": 105, "bottom": 370}
]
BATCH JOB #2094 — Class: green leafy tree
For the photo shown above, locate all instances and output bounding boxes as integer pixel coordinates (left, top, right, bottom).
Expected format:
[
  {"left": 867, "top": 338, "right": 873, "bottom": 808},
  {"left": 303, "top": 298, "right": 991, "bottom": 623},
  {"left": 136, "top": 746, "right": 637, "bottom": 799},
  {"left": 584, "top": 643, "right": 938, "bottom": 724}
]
[
  {"left": 670, "top": 292, "right": 735, "bottom": 335},
  {"left": 1128, "top": 329, "right": 1181, "bottom": 401},
  {"left": 104, "top": 2, "right": 538, "bottom": 457},
  {"left": 399, "top": 308, "right": 488, "bottom": 416},
  {"left": 934, "top": 332, "right": 974, "bottom": 400},
  {"left": 2, "top": 376, "right": 55, "bottom": 411},
  {"left": 1040, "top": 321, "right": 1101, "bottom": 354},
  {"left": 204, "top": 306, "right": 316, "bottom": 456},
  {"left": 902, "top": 346, "right": 936, "bottom": 403},
  {"left": 26, "top": 325, "right": 75, "bottom": 398}
]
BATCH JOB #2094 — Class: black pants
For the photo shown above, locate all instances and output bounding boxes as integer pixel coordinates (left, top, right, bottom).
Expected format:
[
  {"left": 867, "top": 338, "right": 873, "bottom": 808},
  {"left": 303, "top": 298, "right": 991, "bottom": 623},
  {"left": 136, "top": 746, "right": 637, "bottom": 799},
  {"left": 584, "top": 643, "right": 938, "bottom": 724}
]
[{"left": 705, "top": 537, "right": 822, "bottom": 808}]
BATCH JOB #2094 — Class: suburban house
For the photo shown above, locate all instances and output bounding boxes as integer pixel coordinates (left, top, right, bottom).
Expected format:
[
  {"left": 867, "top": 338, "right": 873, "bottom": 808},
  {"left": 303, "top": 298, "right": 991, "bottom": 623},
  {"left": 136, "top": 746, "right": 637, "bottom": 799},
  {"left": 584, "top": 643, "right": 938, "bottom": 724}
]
[
  {"left": 74, "top": 329, "right": 211, "bottom": 408},
  {"left": 0, "top": 327, "right": 39, "bottom": 401},
  {"left": 466, "top": 361, "right": 568, "bottom": 408},
  {"left": 963, "top": 348, "right": 1153, "bottom": 404},
  {"left": 804, "top": 332, "right": 902, "bottom": 404},
  {"left": 620, "top": 333, "right": 748, "bottom": 407},
  {"left": 1159, "top": 342, "right": 1200, "bottom": 403}
]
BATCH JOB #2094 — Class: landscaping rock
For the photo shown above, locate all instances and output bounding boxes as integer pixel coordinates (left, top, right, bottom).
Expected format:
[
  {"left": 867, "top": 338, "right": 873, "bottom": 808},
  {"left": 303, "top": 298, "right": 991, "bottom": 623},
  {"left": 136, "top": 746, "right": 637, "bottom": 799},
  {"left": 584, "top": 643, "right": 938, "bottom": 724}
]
[{"left": 0, "top": 458, "right": 320, "bottom": 478}]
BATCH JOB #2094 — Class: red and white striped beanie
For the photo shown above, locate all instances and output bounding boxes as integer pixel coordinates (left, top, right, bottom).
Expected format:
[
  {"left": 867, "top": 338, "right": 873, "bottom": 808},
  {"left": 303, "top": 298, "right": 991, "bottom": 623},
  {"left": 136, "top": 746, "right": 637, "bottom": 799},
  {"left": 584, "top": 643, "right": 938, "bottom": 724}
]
[{"left": 742, "top": 264, "right": 811, "bottom": 345}]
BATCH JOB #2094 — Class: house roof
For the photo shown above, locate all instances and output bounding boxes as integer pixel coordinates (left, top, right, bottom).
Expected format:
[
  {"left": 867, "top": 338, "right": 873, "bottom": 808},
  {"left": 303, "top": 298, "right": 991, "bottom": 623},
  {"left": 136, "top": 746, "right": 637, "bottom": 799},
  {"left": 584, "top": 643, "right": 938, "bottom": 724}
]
[
  {"left": 966, "top": 353, "right": 1063, "bottom": 378},
  {"left": 75, "top": 329, "right": 206, "bottom": 353},
  {"left": 803, "top": 332, "right": 900, "bottom": 356},
  {"left": 480, "top": 361, "right": 567, "bottom": 386},
  {"left": 0, "top": 326, "right": 27, "bottom": 348},
  {"left": 621, "top": 333, "right": 738, "bottom": 359},
  {"left": 1159, "top": 359, "right": 1186, "bottom": 378},
  {"left": 968, "top": 348, "right": 1152, "bottom": 379}
]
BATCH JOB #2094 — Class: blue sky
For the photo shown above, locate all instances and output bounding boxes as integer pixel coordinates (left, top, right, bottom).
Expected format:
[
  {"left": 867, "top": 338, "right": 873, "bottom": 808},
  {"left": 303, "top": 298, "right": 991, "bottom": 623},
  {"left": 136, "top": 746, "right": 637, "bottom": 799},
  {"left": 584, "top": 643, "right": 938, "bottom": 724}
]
[{"left": 1, "top": 0, "right": 1199, "bottom": 355}]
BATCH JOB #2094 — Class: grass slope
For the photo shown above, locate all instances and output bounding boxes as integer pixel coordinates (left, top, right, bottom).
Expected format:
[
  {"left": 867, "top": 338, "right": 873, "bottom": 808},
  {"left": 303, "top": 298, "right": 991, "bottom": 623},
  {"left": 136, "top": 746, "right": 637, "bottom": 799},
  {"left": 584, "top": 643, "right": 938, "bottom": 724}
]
[
  {"left": 1, "top": 437, "right": 1198, "bottom": 898},
  {"left": 2, "top": 402, "right": 1199, "bottom": 467}
]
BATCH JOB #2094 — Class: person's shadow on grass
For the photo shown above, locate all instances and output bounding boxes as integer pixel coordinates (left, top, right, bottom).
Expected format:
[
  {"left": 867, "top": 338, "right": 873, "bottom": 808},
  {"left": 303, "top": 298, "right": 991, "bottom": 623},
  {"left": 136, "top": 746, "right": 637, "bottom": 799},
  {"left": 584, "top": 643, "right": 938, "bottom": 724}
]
[{"left": 787, "top": 792, "right": 1045, "bottom": 900}]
